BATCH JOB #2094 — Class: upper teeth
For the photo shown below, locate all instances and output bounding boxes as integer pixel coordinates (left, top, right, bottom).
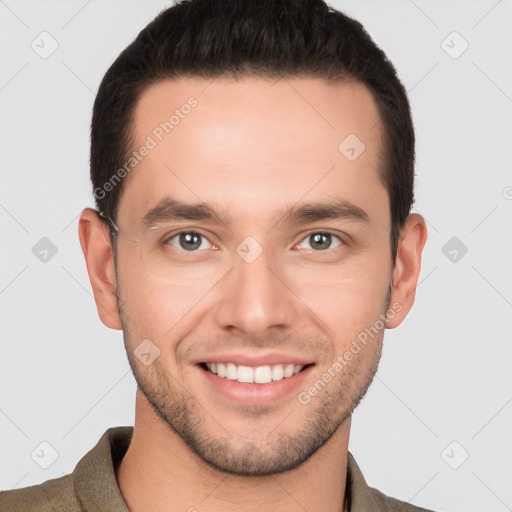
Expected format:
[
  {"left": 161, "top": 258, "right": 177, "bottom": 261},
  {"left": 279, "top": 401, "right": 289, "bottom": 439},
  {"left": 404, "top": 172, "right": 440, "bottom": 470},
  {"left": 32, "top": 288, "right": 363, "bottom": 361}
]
[{"left": 206, "top": 362, "right": 304, "bottom": 384}]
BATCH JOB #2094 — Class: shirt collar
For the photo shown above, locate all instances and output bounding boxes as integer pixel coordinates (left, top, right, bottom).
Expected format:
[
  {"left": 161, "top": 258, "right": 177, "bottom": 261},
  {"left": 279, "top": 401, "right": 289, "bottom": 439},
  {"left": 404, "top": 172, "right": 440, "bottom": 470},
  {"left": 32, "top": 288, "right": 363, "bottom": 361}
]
[
  {"left": 73, "top": 425, "right": 380, "bottom": 511},
  {"left": 73, "top": 426, "right": 132, "bottom": 511}
]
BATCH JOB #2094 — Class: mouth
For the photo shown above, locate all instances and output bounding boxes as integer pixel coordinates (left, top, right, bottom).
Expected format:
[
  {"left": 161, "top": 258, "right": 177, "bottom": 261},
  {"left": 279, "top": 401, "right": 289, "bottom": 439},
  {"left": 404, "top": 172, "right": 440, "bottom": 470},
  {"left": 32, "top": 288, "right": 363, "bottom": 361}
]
[
  {"left": 197, "top": 361, "right": 316, "bottom": 405},
  {"left": 198, "top": 361, "right": 314, "bottom": 384}
]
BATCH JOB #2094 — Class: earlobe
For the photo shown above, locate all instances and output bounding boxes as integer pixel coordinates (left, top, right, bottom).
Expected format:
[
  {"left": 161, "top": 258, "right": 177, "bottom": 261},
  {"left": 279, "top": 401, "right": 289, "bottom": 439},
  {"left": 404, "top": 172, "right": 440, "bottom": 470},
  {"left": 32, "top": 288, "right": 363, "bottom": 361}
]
[
  {"left": 78, "top": 208, "right": 122, "bottom": 330},
  {"left": 386, "top": 213, "right": 428, "bottom": 329}
]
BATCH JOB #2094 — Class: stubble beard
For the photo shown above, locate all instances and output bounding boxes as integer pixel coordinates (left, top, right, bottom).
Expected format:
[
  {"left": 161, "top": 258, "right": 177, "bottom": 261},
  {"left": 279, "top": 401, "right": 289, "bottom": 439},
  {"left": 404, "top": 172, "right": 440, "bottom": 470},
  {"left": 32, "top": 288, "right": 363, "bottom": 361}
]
[{"left": 116, "top": 284, "right": 390, "bottom": 477}]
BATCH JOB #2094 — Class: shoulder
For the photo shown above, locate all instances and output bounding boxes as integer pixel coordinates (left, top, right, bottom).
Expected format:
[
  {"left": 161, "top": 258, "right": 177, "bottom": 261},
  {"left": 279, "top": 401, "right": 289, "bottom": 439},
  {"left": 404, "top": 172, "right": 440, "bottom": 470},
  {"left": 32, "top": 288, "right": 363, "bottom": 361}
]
[
  {"left": 365, "top": 485, "right": 436, "bottom": 512},
  {"left": 0, "top": 426, "right": 133, "bottom": 512},
  {"left": 347, "top": 451, "right": 437, "bottom": 512},
  {"left": 0, "top": 473, "right": 82, "bottom": 512}
]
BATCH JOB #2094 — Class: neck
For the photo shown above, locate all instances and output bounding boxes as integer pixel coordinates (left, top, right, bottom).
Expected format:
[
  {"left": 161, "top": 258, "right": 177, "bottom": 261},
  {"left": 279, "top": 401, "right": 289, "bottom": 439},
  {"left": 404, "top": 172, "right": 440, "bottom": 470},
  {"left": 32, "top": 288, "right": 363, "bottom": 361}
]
[{"left": 116, "top": 390, "right": 351, "bottom": 512}]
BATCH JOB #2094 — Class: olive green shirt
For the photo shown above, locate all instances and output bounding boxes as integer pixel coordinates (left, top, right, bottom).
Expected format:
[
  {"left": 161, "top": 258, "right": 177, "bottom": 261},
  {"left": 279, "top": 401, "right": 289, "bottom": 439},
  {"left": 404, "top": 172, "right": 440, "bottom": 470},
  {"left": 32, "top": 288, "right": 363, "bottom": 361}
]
[{"left": 0, "top": 426, "right": 435, "bottom": 511}]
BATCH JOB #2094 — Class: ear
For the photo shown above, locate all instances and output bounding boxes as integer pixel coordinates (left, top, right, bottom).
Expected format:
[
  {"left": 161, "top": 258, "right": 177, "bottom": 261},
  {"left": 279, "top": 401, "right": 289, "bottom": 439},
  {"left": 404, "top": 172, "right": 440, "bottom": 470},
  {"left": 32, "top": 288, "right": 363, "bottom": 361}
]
[
  {"left": 78, "top": 208, "right": 122, "bottom": 330},
  {"left": 386, "top": 213, "right": 428, "bottom": 329}
]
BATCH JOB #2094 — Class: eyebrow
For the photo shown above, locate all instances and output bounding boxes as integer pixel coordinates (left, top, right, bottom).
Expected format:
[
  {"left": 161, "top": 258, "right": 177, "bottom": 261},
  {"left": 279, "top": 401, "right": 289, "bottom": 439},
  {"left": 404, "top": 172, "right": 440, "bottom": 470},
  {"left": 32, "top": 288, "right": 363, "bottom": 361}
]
[{"left": 142, "top": 197, "right": 369, "bottom": 229}]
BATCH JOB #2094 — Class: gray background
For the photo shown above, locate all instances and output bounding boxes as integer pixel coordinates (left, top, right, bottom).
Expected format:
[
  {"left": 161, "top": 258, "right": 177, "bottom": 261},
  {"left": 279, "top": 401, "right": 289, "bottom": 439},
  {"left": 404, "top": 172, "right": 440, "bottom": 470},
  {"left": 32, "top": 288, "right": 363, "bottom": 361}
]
[{"left": 1, "top": 1, "right": 511, "bottom": 510}]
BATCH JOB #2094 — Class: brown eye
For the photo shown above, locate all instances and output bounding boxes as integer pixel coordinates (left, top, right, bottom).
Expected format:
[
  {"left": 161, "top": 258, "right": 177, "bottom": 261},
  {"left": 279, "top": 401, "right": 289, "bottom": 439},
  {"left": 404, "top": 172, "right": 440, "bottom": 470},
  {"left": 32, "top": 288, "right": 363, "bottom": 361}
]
[
  {"left": 168, "top": 232, "right": 211, "bottom": 251},
  {"left": 297, "top": 232, "right": 343, "bottom": 251}
]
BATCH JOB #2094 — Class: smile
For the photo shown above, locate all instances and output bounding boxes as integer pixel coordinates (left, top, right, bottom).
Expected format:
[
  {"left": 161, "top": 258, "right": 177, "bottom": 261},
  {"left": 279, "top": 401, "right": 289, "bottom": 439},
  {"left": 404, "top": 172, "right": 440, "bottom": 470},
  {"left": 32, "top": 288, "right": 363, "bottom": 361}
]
[{"left": 202, "top": 362, "right": 311, "bottom": 384}]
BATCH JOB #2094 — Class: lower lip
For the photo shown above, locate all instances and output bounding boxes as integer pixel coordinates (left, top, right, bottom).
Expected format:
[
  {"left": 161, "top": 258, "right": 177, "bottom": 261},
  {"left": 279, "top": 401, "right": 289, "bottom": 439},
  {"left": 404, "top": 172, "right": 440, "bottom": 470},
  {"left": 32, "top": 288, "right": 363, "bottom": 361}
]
[{"left": 198, "top": 364, "right": 315, "bottom": 405}]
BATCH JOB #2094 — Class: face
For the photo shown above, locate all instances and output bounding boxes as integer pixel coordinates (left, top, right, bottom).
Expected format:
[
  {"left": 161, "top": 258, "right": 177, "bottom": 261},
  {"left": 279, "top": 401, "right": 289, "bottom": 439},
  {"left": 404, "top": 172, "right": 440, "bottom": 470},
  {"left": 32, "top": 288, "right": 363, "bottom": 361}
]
[{"left": 112, "top": 76, "right": 396, "bottom": 476}]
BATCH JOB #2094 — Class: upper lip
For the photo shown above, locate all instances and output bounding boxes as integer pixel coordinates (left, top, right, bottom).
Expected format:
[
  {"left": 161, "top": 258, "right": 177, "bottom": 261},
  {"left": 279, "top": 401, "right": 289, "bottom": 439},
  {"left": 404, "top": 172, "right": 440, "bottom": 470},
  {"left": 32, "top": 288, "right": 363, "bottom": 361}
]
[{"left": 194, "top": 351, "right": 315, "bottom": 367}]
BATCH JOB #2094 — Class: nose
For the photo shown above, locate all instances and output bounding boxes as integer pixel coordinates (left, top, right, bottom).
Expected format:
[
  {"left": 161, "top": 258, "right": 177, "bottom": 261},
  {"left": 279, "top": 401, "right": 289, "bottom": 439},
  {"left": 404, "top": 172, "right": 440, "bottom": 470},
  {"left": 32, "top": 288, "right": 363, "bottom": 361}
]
[{"left": 213, "top": 243, "right": 300, "bottom": 340}]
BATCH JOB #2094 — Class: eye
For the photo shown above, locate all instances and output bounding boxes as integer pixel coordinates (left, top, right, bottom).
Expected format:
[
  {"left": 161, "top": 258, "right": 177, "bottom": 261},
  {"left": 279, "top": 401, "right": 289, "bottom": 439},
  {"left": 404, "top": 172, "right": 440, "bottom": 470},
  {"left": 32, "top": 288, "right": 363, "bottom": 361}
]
[
  {"left": 167, "top": 231, "right": 213, "bottom": 251},
  {"left": 296, "top": 232, "right": 343, "bottom": 251}
]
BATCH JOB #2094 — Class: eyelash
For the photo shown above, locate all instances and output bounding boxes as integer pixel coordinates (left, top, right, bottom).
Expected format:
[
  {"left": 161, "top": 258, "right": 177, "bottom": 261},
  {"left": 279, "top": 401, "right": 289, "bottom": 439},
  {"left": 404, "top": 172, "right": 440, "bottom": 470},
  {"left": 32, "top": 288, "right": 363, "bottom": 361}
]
[{"left": 163, "top": 230, "right": 345, "bottom": 253}]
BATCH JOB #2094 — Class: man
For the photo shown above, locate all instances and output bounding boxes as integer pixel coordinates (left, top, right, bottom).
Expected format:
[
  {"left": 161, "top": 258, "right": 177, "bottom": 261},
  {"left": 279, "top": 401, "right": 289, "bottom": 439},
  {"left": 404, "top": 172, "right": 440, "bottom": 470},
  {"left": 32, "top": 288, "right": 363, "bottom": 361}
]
[{"left": 1, "top": 0, "right": 433, "bottom": 510}]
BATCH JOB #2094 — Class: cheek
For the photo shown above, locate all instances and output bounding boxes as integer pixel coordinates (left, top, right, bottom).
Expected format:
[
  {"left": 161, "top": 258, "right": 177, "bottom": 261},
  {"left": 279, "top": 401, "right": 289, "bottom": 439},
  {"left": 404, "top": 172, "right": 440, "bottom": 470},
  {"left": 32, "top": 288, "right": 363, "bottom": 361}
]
[
  {"left": 119, "top": 268, "right": 211, "bottom": 344},
  {"left": 287, "top": 251, "right": 391, "bottom": 341}
]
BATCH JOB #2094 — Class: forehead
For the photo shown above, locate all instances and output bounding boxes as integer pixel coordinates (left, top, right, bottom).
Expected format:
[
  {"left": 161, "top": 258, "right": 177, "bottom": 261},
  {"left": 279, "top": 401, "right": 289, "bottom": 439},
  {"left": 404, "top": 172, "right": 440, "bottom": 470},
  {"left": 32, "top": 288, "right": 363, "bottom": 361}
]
[{"left": 117, "top": 76, "right": 387, "bottom": 231}]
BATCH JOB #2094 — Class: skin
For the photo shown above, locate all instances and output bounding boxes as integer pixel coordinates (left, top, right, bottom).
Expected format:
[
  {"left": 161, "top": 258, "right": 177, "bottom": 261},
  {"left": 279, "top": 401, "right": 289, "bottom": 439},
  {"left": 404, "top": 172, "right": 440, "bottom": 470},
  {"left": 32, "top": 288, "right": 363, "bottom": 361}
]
[{"left": 78, "top": 76, "right": 427, "bottom": 512}]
